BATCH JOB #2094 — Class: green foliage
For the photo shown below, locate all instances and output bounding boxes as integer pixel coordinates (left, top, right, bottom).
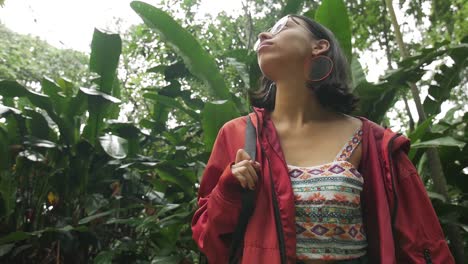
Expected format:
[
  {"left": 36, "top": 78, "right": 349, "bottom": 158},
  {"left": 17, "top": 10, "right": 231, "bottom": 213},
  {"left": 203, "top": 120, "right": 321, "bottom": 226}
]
[
  {"left": 280, "top": 0, "right": 305, "bottom": 17},
  {"left": 0, "top": 23, "right": 89, "bottom": 86},
  {"left": 89, "top": 29, "right": 122, "bottom": 95},
  {"left": 0, "top": 27, "right": 201, "bottom": 262},
  {"left": 314, "top": 0, "right": 352, "bottom": 63},
  {"left": 131, "top": 1, "right": 232, "bottom": 102},
  {"left": 0, "top": 0, "right": 467, "bottom": 262},
  {"left": 202, "top": 100, "right": 240, "bottom": 151},
  {"left": 82, "top": 30, "right": 122, "bottom": 145}
]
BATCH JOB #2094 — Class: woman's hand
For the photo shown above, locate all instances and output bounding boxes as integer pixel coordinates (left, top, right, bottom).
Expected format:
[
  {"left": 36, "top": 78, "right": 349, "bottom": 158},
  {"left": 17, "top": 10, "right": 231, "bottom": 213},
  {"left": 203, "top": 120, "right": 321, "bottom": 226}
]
[{"left": 231, "top": 149, "right": 260, "bottom": 190}]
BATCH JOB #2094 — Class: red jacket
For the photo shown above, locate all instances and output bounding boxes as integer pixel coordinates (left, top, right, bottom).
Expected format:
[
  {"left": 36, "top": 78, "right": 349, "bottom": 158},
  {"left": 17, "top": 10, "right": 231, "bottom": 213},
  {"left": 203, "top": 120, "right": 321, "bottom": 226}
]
[{"left": 192, "top": 108, "right": 454, "bottom": 264}]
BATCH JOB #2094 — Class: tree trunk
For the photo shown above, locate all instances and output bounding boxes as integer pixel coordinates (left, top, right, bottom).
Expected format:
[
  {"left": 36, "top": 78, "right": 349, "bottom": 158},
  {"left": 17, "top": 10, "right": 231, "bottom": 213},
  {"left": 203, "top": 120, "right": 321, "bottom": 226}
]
[
  {"left": 384, "top": 0, "right": 464, "bottom": 262},
  {"left": 402, "top": 94, "right": 415, "bottom": 132}
]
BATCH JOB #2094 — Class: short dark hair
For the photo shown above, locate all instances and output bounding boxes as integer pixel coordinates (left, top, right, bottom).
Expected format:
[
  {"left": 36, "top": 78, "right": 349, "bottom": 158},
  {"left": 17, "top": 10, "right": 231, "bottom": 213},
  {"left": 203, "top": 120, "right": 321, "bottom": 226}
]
[{"left": 249, "top": 14, "right": 358, "bottom": 114}]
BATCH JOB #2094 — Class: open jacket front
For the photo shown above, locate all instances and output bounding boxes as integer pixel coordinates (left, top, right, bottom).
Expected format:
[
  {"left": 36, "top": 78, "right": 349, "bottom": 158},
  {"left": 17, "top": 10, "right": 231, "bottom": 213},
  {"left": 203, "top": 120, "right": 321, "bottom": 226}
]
[{"left": 191, "top": 107, "right": 454, "bottom": 264}]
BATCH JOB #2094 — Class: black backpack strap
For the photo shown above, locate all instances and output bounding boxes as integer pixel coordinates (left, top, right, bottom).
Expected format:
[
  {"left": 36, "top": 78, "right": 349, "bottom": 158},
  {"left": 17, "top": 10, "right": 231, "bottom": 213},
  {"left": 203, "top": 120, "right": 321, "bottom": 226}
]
[
  {"left": 244, "top": 115, "right": 257, "bottom": 161},
  {"left": 228, "top": 115, "right": 257, "bottom": 264}
]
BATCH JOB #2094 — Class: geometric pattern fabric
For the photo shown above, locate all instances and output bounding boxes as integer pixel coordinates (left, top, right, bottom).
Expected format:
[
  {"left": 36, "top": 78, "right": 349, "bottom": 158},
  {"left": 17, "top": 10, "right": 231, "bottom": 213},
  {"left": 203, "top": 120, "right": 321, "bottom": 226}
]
[{"left": 288, "top": 128, "right": 367, "bottom": 261}]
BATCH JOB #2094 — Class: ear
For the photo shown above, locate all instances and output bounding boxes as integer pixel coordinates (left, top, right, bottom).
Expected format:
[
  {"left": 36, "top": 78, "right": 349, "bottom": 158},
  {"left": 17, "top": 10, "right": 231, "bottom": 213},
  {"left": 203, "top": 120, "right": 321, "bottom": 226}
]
[{"left": 311, "top": 39, "right": 330, "bottom": 56}]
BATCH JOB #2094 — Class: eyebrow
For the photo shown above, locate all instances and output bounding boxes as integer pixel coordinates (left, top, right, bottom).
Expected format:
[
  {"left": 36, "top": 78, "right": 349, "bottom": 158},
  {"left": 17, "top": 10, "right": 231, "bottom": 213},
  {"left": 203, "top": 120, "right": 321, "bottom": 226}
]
[{"left": 285, "top": 20, "right": 296, "bottom": 27}]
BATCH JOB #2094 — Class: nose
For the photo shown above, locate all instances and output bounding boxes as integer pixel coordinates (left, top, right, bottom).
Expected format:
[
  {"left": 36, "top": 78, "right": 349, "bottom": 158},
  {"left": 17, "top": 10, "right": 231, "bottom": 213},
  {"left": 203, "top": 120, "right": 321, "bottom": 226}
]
[
  {"left": 254, "top": 31, "right": 273, "bottom": 51},
  {"left": 257, "top": 31, "right": 273, "bottom": 42}
]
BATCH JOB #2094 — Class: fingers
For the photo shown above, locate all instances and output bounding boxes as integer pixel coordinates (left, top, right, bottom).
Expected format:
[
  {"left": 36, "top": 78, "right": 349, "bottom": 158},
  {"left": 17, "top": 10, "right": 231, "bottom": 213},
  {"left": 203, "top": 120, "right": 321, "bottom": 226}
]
[
  {"left": 239, "top": 162, "right": 257, "bottom": 189},
  {"left": 231, "top": 158, "right": 260, "bottom": 190},
  {"left": 235, "top": 149, "right": 251, "bottom": 164}
]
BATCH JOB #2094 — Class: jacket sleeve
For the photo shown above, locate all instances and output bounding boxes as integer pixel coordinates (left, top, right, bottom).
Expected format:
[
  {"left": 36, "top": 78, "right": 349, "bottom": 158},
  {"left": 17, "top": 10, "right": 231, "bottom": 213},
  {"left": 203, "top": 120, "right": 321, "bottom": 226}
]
[
  {"left": 391, "top": 148, "right": 455, "bottom": 263},
  {"left": 191, "top": 124, "right": 245, "bottom": 263}
]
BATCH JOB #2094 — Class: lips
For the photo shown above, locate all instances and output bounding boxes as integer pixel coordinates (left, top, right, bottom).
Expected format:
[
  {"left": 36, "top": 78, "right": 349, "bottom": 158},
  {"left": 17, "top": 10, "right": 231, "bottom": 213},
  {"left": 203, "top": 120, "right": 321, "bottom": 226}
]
[{"left": 257, "top": 41, "right": 274, "bottom": 51}]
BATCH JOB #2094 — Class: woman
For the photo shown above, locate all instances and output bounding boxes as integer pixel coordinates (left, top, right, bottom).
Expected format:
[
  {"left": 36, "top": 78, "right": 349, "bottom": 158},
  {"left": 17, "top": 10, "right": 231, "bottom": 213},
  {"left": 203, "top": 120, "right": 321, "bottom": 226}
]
[{"left": 191, "top": 15, "right": 454, "bottom": 264}]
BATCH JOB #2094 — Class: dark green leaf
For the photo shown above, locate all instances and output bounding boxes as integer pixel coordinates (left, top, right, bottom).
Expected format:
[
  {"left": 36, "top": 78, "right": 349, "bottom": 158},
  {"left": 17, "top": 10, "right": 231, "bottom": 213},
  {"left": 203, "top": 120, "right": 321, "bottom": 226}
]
[
  {"left": 155, "top": 164, "right": 193, "bottom": 194},
  {"left": 0, "top": 231, "right": 30, "bottom": 245},
  {"left": 131, "top": 2, "right": 232, "bottom": 101},
  {"left": 408, "top": 117, "right": 434, "bottom": 142},
  {"left": 80, "top": 87, "right": 121, "bottom": 103},
  {"left": 93, "top": 250, "right": 115, "bottom": 264},
  {"left": 0, "top": 173, "right": 16, "bottom": 221},
  {"left": 152, "top": 255, "right": 182, "bottom": 264},
  {"left": 354, "top": 82, "right": 400, "bottom": 123},
  {"left": 23, "top": 108, "right": 52, "bottom": 140},
  {"left": 143, "top": 93, "right": 199, "bottom": 120},
  {"left": 350, "top": 57, "right": 366, "bottom": 90},
  {"left": 315, "top": 0, "right": 352, "bottom": 63},
  {"left": 412, "top": 136, "right": 466, "bottom": 149},
  {"left": 89, "top": 29, "right": 122, "bottom": 94},
  {"left": 280, "top": 0, "right": 304, "bottom": 17},
  {"left": 78, "top": 210, "right": 115, "bottom": 225},
  {"left": 202, "top": 100, "right": 240, "bottom": 151},
  {"left": 41, "top": 77, "right": 67, "bottom": 113},
  {"left": 99, "top": 134, "right": 128, "bottom": 159},
  {"left": 0, "top": 81, "right": 54, "bottom": 113},
  {"left": 0, "top": 243, "right": 15, "bottom": 257},
  {"left": 85, "top": 194, "right": 109, "bottom": 215}
]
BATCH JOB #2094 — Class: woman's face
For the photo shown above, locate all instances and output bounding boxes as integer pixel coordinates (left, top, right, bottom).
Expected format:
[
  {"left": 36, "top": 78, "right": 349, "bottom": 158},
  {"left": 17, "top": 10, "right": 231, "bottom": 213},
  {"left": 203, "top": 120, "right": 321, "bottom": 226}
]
[{"left": 256, "top": 16, "right": 329, "bottom": 81}]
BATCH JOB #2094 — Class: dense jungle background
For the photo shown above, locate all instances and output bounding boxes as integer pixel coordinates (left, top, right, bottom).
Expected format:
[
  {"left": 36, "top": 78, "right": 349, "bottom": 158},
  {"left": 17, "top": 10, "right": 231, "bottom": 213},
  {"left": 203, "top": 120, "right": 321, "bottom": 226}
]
[{"left": 0, "top": 0, "right": 467, "bottom": 263}]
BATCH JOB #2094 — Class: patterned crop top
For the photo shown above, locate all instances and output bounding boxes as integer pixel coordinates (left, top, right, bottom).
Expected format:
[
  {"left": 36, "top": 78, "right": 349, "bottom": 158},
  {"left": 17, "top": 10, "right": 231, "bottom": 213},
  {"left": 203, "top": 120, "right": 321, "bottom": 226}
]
[{"left": 288, "top": 128, "right": 367, "bottom": 261}]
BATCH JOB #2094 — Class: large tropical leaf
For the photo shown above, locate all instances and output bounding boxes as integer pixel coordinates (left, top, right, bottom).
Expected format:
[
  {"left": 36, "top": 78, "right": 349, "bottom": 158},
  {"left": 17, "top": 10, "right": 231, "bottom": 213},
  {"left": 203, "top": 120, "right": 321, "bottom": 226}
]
[
  {"left": 0, "top": 81, "right": 53, "bottom": 113},
  {"left": 105, "top": 121, "right": 144, "bottom": 158},
  {"left": 412, "top": 136, "right": 466, "bottom": 149},
  {"left": 0, "top": 81, "right": 73, "bottom": 142},
  {"left": 350, "top": 58, "right": 366, "bottom": 90},
  {"left": 143, "top": 93, "right": 199, "bottom": 120},
  {"left": 355, "top": 43, "right": 467, "bottom": 123},
  {"left": 82, "top": 87, "right": 121, "bottom": 144},
  {"left": 353, "top": 81, "right": 400, "bottom": 123},
  {"left": 202, "top": 100, "right": 240, "bottom": 151},
  {"left": 314, "top": 0, "right": 352, "bottom": 63},
  {"left": 382, "top": 43, "right": 467, "bottom": 89},
  {"left": 23, "top": 108, "right": 53, "bottom": 140},
  {"left": 407, "top": 117, "right": 434, "bottom": 161},
  {"left": 99, "top": 134, "right": 128, "bottom": 159},
  {"left": 82, "top": 30, "right": 122, "bottom": 145},
  {"left": 0, "top": 106, "right": 26, "bottom": 145},
  {"left": 131, "top": 1, "right": 232, "bottom": 101},
  {"left": 0, "top": 173, "right": 16, "bottom": 222},
  {"left": 155, "top": 163, "right": 194, "bottom": 195},
  {"left": 422, "top": 44, "right": 468, "bottom": 116},
  {"left": 0, "top": 127, "right": 11, "bottom": 170},
  {"left": 41, "top": 77, "right": 67, "bottom": 114},
  {"left": 37, "top": 77, "right": 85, "bottom": 144},
  {"left": 89, "top": 29, "right": 122, "bottom": 95},
  {"left": 280, "top": 0, "right": 305, "bottom": 17}
]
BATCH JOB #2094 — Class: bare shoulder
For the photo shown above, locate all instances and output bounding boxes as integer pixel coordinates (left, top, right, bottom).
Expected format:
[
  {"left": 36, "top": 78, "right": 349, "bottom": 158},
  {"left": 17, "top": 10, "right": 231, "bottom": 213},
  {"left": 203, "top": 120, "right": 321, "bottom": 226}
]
[
  {"left": 338, "top": 114, "right": 363, "bottom": 166},
  {"left": 336, "top": 114, "right": 363, "bottom": 132}
]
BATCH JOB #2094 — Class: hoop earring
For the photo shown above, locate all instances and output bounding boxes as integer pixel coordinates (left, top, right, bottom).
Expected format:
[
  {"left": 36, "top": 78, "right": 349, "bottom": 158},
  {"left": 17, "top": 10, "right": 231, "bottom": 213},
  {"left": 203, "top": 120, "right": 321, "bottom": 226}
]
[{"left": 304, "top": 55, "right": 334, "bottom": 82}]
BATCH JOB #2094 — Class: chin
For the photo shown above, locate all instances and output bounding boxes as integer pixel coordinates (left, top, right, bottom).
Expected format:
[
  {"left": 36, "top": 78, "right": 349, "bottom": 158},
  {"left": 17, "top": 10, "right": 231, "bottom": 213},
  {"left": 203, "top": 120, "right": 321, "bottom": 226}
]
[{"left": 258, "top": 55, "right": 285, "bottom": 81}]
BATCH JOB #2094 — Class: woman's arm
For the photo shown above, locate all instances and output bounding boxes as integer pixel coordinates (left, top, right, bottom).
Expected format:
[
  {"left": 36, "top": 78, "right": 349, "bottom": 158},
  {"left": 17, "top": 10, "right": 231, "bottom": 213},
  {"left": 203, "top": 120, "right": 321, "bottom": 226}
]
[
  {"left": 191, "top": 125, "right": 245, "bottom": 263},
  {"left": 392, "top": 149, "right": 455, "bottom": 263}
]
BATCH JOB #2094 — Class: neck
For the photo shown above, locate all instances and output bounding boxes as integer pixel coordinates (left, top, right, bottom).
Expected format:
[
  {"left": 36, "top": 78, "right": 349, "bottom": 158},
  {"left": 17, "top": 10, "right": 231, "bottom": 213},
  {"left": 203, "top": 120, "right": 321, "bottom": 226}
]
[{"left": 271, "top": 79, "right": 339, "bottom": 129}]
